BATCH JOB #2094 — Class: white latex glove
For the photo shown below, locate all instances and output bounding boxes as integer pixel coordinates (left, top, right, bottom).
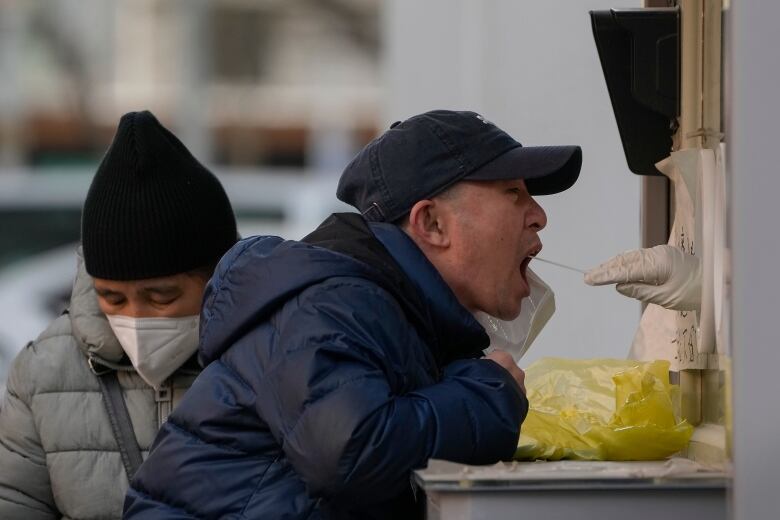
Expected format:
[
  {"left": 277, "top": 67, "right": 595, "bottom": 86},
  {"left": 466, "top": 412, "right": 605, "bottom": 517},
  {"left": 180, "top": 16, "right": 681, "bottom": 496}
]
[{"left": 584, "top": 244, "right": 701, "bottom": 311}]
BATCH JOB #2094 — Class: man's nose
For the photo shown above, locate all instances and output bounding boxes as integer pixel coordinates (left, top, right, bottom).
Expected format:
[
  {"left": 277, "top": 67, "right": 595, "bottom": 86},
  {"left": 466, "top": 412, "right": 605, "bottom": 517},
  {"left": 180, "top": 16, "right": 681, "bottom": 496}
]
[
  {"left": 528, "top": 197, "right": 547, "bottom": 231},
  {"left": 123, "top": 300, "right": 145, "bottom": 318}
]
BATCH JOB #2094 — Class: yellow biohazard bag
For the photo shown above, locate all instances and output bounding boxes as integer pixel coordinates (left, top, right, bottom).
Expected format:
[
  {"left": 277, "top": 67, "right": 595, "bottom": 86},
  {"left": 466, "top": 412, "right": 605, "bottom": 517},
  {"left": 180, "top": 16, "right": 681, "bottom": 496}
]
[{"left": 515, "top": 358, "right": 693, "bottom": 461}]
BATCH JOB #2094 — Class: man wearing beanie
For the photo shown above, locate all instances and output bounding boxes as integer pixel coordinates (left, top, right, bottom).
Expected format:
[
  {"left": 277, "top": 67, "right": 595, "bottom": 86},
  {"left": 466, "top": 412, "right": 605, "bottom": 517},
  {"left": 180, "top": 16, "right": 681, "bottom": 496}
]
[
  {"left": 0, "top": 111, "right": 237, "bottom": 519},
  {"left": 125, "top": 110, "right": 582, "bottom": 519}
]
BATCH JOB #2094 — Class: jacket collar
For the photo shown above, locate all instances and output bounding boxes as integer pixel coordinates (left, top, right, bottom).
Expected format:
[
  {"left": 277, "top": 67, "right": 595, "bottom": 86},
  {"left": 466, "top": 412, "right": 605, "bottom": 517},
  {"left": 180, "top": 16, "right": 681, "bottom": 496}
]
[
  {"left": 302, "top": 213, "right": 487, "bottom": 366},
  {"left": 369, "top": 222, "right": 488, "bottom": 363},
  {"left": 69, "top": 247, "right": 128, "bottom": 365}
]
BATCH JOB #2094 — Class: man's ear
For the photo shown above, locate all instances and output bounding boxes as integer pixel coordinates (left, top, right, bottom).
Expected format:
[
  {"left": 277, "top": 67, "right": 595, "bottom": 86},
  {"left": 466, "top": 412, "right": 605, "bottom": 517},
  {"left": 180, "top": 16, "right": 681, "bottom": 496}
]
[{"left": 407, "top": 199, "right": 450, "bottom": 248}]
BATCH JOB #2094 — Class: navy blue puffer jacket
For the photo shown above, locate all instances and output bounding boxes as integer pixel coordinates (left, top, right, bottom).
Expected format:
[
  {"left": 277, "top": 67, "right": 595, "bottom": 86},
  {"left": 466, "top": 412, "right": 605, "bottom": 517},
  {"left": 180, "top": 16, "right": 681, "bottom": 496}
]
[{"left": 124, "top": 214, "right": 527, "bottom": 519}]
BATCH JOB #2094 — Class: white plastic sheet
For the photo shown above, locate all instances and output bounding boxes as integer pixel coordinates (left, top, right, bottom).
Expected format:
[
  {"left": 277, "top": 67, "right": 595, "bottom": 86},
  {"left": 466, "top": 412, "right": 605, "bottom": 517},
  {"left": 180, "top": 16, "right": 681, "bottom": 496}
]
[
  {"left": 629, "top": 149, "right": 719, "bottom": 368},
  {"left": 474, "top": 268, "right": 555, "bottom": 361}
]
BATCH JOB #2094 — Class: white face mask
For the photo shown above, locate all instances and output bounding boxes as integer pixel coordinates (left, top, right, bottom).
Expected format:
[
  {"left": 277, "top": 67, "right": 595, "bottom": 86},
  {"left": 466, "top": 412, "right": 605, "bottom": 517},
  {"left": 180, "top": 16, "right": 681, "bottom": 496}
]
[
  {"left": 106, "top": 314, "right": 200, "bottom": 389},
  {"left": 474, "top": 267, "right": 555, "bottom": 361}
]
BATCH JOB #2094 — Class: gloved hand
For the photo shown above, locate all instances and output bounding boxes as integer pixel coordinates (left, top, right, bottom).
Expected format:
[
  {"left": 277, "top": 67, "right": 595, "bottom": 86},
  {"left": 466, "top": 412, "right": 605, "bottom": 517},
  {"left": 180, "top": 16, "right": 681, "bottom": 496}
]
[{"left": 584, "top": 244, "right": 701, "bottom": 311}]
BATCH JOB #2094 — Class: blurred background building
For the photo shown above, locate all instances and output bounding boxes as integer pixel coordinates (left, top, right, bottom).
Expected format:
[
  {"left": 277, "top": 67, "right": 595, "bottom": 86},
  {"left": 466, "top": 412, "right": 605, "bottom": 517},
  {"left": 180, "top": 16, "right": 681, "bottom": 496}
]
[
  {"left": 0, "top": 0, "right": 380, "bottom": 170},
  {"left": 0, "top": 0, "right": 641, "bottom": 386}
]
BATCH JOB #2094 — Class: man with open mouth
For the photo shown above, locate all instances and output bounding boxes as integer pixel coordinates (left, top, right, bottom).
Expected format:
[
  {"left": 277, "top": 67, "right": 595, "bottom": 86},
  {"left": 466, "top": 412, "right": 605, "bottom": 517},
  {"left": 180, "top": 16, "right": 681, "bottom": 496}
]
[{"left": 125, "top": 110, "right": 582, "bottom": 520}]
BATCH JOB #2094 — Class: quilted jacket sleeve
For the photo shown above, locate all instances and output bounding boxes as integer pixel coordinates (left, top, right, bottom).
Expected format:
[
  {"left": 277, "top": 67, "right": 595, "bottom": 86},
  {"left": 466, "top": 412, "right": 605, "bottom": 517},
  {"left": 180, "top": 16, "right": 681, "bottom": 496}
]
[
  {"left": 252, "top": 279, "right": 526, "bottom": 508},
  {"left": 0, "top": 345, "right": 58, "bottom": 520}
]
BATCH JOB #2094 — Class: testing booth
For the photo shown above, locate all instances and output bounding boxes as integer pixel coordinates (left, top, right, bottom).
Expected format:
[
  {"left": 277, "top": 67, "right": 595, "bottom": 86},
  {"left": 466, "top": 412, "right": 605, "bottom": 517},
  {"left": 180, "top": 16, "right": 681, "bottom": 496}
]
[{"left": 415, "top": 2, "right": 735, "bottom": 518}]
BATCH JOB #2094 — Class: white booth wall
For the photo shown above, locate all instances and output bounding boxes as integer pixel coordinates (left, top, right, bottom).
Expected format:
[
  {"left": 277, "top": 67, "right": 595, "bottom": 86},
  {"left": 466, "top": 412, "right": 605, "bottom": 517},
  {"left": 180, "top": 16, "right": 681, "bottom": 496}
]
[
  {"left": 730, "top": 1, "right": 780, "bottom": 517},
  {"left": 382, "top": 0, "right": 641, "bottom": 363}
]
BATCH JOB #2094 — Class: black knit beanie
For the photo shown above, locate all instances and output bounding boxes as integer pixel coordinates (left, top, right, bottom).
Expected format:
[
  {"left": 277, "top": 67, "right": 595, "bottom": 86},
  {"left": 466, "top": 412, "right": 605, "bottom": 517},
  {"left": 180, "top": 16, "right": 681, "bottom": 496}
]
[{"left": 82, "top": 111, "right": 237, "bottom": 280}]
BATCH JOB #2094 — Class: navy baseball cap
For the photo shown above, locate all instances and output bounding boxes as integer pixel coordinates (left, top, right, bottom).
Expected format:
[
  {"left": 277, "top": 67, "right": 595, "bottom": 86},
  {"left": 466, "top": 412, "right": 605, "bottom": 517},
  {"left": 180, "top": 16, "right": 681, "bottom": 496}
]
[{"left": 337, "top": 110, "right": 582, "bottom": 222}]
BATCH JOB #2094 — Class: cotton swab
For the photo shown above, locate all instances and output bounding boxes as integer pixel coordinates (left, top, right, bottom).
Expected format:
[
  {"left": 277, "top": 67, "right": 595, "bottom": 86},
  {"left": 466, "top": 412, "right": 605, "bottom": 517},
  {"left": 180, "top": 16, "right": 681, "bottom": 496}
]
[{"left": 532, "top": 257, "right": 587, "bottom": 274}]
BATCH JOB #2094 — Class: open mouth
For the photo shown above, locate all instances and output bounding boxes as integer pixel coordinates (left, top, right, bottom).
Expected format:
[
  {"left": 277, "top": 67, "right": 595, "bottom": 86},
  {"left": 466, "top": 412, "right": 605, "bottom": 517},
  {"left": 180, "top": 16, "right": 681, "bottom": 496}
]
[{"left": 520, "top": 245, "right": 542, "bottom": 283}]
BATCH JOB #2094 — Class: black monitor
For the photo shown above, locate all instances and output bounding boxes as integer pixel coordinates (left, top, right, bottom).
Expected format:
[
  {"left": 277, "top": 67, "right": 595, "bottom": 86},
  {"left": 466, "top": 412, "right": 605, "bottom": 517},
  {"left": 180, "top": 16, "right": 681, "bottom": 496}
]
[{"left": 590, "top": 8, "right": 679, "bottom": 176}]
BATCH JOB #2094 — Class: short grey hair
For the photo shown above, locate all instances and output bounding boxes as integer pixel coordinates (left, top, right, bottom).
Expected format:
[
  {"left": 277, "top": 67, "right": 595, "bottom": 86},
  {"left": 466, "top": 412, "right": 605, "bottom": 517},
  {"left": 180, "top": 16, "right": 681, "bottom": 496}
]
[{"left": 395, "top": 181, "right": 465, "bottom": 228}]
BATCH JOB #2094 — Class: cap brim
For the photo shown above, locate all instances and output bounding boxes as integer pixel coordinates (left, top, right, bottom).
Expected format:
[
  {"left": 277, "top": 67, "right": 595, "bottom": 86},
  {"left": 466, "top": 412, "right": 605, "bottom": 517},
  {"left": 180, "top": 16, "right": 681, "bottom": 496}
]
[{"left": 465, "top": 145, "right": 582, "bottom": 195}]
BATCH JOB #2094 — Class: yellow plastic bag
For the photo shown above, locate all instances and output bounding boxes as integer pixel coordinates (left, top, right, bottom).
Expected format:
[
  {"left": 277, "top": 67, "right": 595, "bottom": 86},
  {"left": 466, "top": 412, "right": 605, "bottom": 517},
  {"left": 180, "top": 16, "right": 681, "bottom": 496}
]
[{"left": 515, "top": 358, "right": 693, "bottom": 461}]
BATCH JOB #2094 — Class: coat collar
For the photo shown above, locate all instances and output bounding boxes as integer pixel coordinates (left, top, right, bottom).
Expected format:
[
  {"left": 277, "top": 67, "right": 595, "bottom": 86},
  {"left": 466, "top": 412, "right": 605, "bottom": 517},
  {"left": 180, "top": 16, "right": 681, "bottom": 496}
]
[
  {"left": 69, "top": 247, "right": 127, "bottom": 365},
  {"left": 369, "top": 221, "right": 488, "bottom": 364},
  {"left": 301, "top": 213, "right": 487, "bottom": 366}
]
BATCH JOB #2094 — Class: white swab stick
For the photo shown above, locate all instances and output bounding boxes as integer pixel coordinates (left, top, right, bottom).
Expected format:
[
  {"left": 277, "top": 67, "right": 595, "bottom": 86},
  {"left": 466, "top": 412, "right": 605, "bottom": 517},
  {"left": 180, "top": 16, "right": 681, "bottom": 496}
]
[{"left": 532, "top": 257, "right": 587, "bottom": 274}]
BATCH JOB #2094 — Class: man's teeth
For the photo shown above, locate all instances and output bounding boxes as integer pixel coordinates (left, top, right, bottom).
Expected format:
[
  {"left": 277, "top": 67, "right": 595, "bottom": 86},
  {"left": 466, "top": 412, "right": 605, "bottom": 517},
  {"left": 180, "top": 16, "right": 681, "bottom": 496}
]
[{"left": 522, "top": 249, "right": 541, "bottom": 269}]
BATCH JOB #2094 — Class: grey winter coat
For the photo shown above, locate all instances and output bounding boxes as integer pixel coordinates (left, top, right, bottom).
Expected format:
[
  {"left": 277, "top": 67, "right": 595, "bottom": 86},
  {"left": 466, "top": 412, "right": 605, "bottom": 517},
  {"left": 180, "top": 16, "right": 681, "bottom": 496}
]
[{"left": 0, "top": 251, "right": 199, "bottom": 519}]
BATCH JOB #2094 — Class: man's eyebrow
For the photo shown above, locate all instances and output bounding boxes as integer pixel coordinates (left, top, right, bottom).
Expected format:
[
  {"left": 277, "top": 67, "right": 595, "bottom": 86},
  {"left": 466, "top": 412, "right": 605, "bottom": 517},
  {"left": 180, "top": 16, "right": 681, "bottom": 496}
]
[
  {"left": 95, "top": 288, "right": 122, "bottom": 296},
  {"left": 504, "top": 179, "right": 527, "bottom": 191}
]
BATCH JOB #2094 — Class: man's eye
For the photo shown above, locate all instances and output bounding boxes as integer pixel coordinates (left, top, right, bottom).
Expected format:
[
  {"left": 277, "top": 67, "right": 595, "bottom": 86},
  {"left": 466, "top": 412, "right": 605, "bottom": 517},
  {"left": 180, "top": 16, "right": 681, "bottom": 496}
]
[
  {"left": 508, "top": 187, "right": 528, "bottom": 202},
  {"left": 151, "top": 296, "right": 178, "bottom": 306}
]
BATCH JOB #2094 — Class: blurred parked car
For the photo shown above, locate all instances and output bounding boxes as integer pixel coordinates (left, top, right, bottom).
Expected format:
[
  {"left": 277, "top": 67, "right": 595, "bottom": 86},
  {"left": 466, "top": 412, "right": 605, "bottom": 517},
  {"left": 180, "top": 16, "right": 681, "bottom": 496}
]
[{"left": 0, "top": 169, "right": 348, "bottom": 391}]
